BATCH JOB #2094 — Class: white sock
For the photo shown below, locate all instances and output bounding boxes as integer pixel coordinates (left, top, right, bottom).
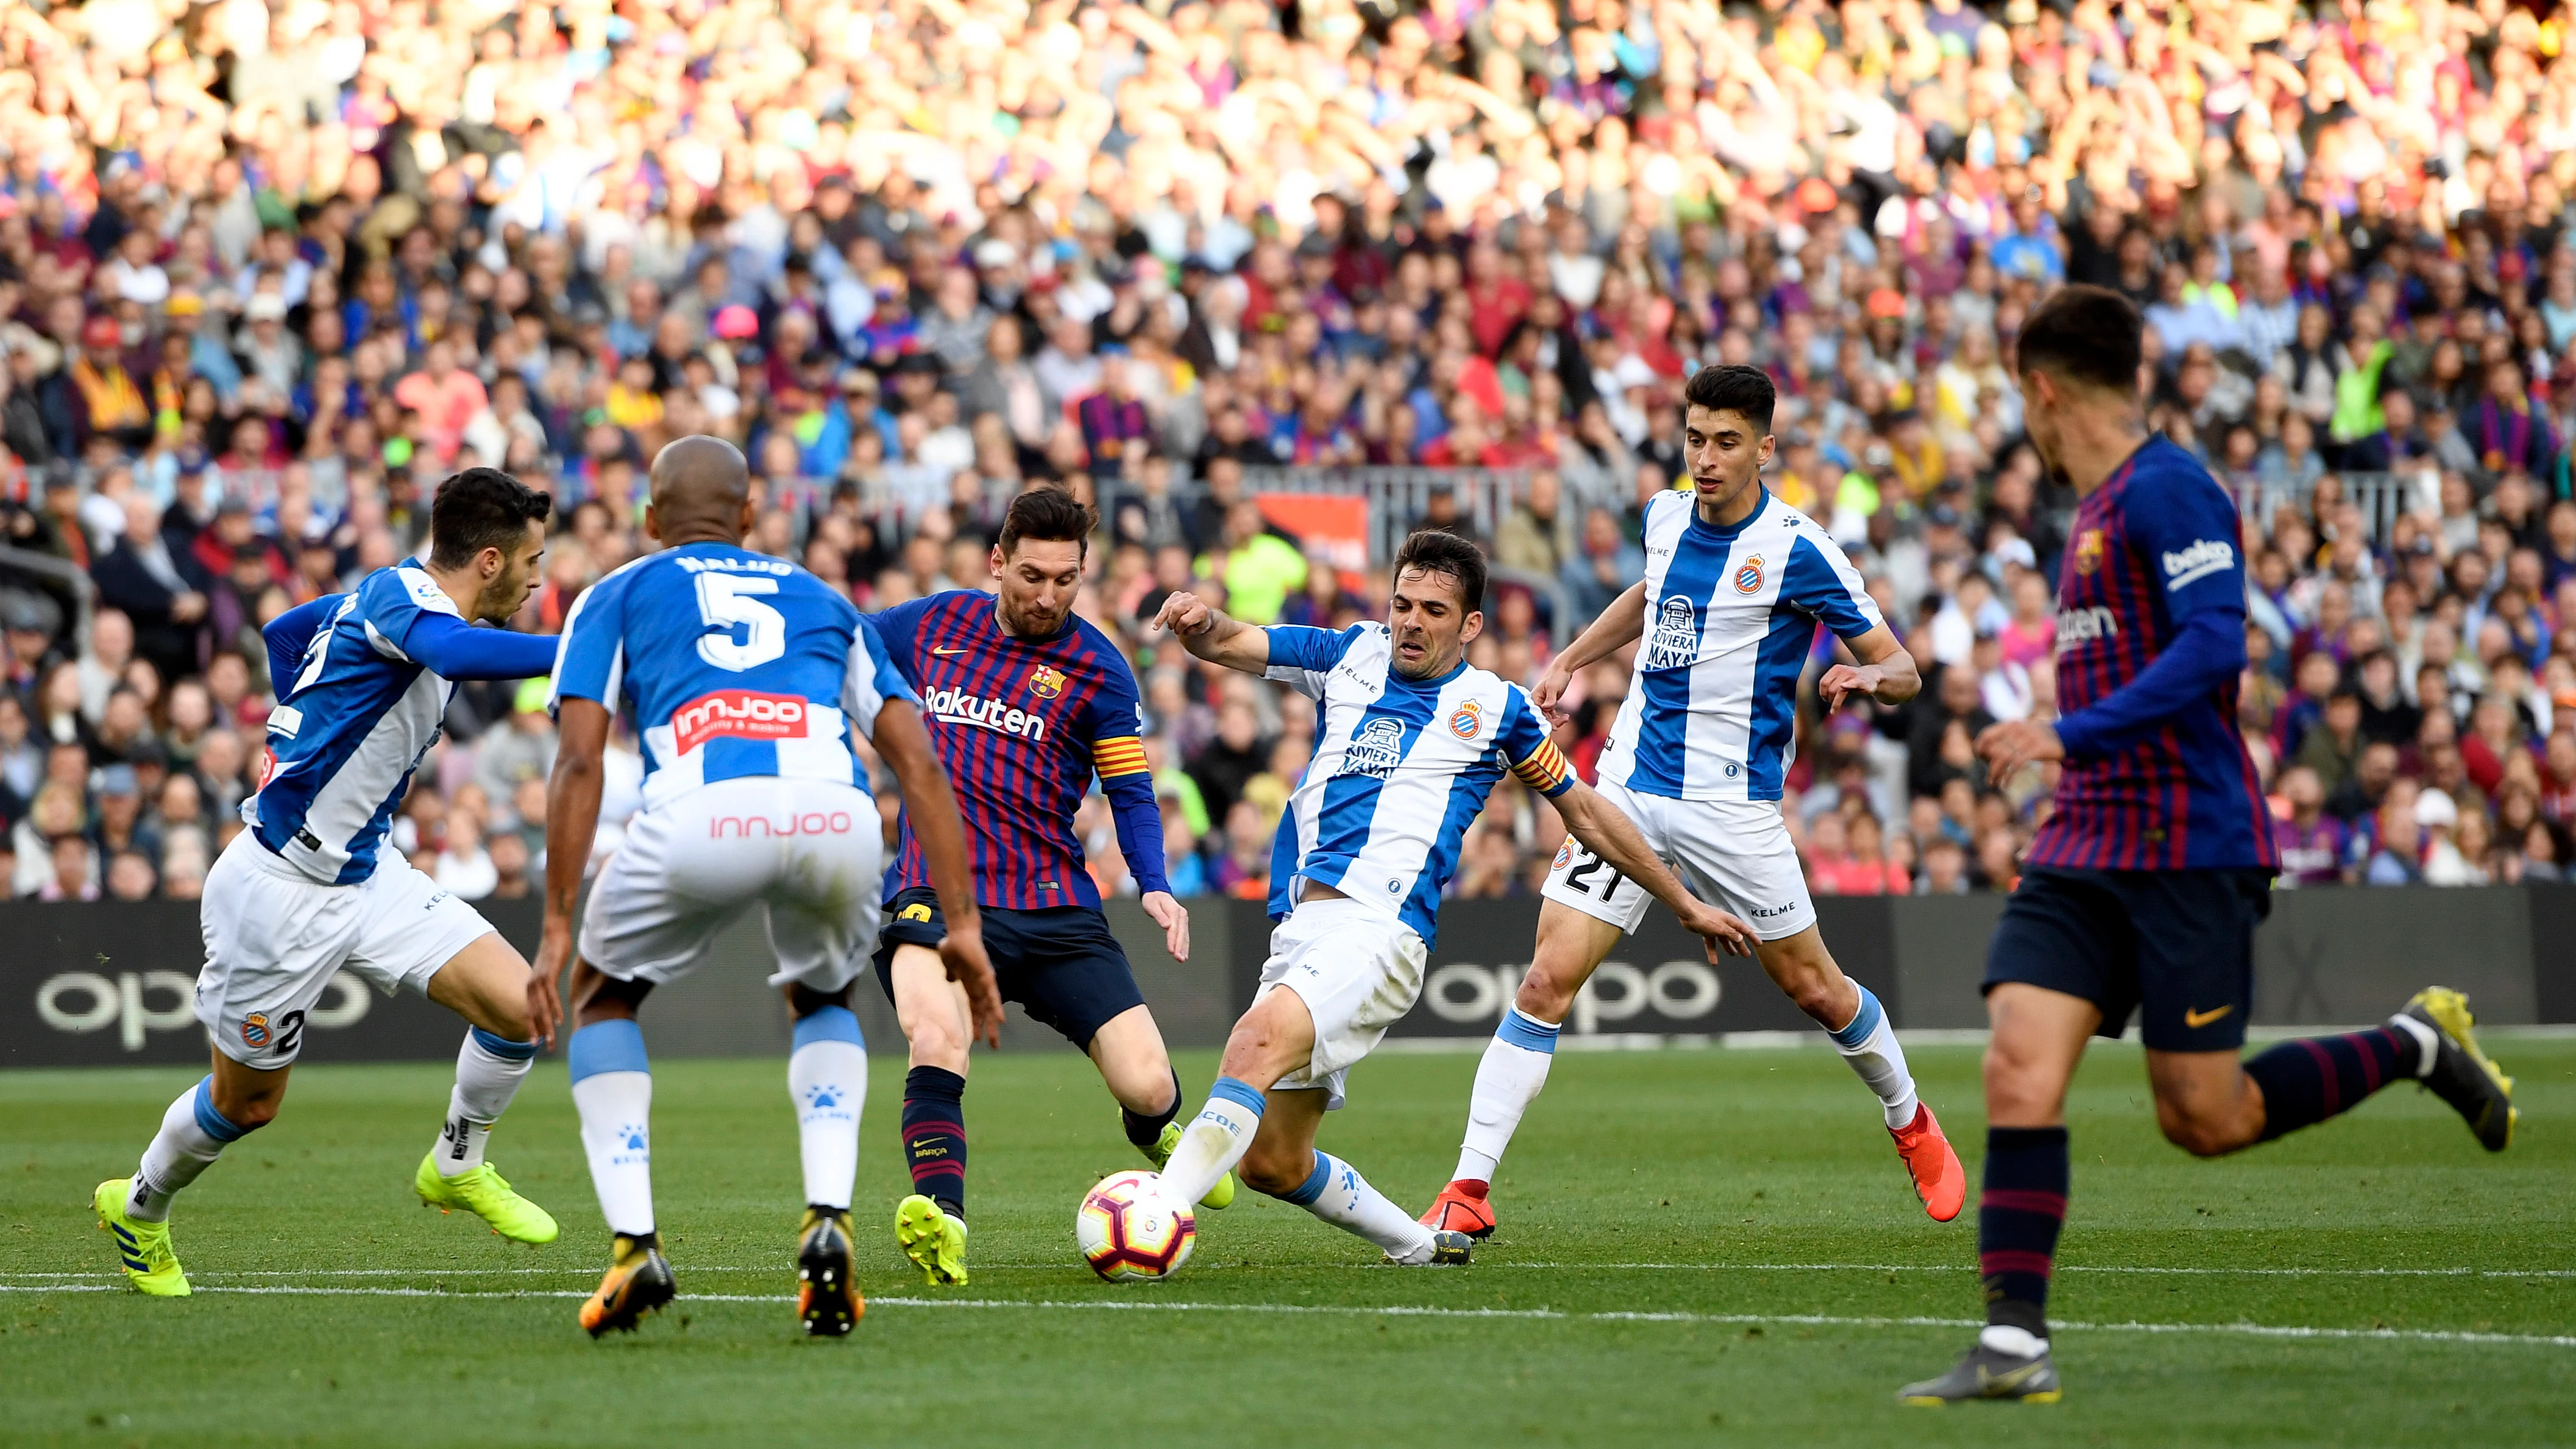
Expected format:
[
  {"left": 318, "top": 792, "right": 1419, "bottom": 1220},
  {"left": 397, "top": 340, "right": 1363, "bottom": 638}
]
[
  {"left": 789, "top": 1007, "right": 868, "bottom": 1211},
  {"left": 1979, "top": 1324, "right": 2048, "bottom": 1358},
  {"left": 1455, "top": 1008, "right": 1559, "bottom": 1184},
  {"left": 569, "top": 1019, "right": 656, "bottom": 1237},
  {"left": 1279, "top": 1150, "right": 1439, "bottom": 1262},
  {"left": 435, "top": 1027, "right": 536, "bottom": 1177},
  {"left": 2388, "top": 1012, "right": 2439, "bottom": 1077},
  {"left": 1161, "top": 1075, "right": 1265, "bottom": 1206},
  {"left": 129, "top": 1077, "right": 255, "bottom": 1222},
  {"left": 1828, "top": 985, "right": 1921, "bottom": 1131}
]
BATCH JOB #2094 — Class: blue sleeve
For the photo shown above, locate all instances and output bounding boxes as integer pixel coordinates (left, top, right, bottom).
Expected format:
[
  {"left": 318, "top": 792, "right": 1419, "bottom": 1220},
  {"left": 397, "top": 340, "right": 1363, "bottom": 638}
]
[
  {"left": 840, "top": 615, "right": 920, "bottom": 740},
  {"left": 2053, "top": 473, "right": 2250, "bottom": 760},
  {"left": 1102, "top": 771, "right": 1171, "bottom": 897},
  {"left": 1260, "top": 622, "right": 1365, "bottom": 698},
  {"left": 548, "top": 570, "right": 629, "bottom": 713},
  {"left": 264, "top": 594, "right": 342, "bottom": 696},
  {"left": 867, "top": 596, "right": 931, "bottom": 686},
  {"left": 1080, "top": 640, "right": 1168, "bottom": 896},
  {"left": 1496, "top": 686, "right": 1575, "bottom": 798},
  {"left": 402, "top": 612, "right": 563, "bottom": 681},
  {"left": 1777, "top": 534, "right": 1886, "bottom": 642}
]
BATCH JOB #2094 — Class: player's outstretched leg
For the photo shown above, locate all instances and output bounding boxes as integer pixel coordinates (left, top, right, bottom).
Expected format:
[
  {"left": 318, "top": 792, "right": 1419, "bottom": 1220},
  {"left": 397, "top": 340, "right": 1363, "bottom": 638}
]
[
  {"left": 96, "top": 1071, "right": 271, "bottom": 1295},
  {"left": 1092, "top": 1011, "right": 1234, "bottom": 1211},
  {"left": 895, "top": 1066, "right": 970, "bottom": 1286},
  {"left": 1241, "top": 1093, "right": 1471, "bottom": 1266},
  {"left": 569, "top": 1016, "right": 672, "bottom": 1335},
  {"left": 2240, "top": 988, "right": 2515, "bottom": 1151},
  {"left": 787, "top": 999, "right": 868, "bottom": 1335}
]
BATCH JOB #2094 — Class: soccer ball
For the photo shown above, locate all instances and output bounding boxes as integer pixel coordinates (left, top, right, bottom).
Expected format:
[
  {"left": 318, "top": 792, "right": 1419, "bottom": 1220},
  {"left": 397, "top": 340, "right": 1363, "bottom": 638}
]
[{"left": 1077, "top": 1169, "right": 1196, "bottom": 1282}]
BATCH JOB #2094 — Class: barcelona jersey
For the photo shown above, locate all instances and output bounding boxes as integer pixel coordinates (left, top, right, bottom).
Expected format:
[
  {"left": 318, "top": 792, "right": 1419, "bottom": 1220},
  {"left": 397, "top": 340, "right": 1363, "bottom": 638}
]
[{"left": 868, "top": 590, "right": 1160, "bottom": 909}]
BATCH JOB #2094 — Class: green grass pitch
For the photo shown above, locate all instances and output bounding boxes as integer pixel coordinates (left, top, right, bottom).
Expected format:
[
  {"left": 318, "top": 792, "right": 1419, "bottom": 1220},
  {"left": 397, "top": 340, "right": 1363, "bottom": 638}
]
[{"left": 2, "top": 1040, "right": 2570, "bottom": 1446}]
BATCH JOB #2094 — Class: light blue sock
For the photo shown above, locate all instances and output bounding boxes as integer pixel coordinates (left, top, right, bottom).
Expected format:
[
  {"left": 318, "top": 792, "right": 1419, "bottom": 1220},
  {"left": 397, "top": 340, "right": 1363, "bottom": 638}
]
[
  {"left": 569, "top": 1019, "right": 656, "bottom": 1236},
  {"left": 1828, "top": 986, "right": 1920, "bottom": 1130}
]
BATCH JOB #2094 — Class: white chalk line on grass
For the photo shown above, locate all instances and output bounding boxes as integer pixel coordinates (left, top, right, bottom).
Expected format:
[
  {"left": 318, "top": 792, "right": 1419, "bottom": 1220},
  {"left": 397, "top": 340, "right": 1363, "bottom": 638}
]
[
  {"left": 0, "top": 1281, "right": 2569, "bottom": 1349},
  {"left": 4, "top": 1261, "right": 2573, "bottom": 1280}
]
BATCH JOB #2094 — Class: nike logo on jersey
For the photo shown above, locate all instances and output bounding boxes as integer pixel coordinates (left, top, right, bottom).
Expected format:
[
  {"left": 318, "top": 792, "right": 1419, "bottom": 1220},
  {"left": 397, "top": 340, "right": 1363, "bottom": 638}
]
[
  {"left": 932, "top": 647, "right": 968, "bottom": 655},
  {"left": 2183, "top": 1004, "right": 2234, "bottom": 1029}
]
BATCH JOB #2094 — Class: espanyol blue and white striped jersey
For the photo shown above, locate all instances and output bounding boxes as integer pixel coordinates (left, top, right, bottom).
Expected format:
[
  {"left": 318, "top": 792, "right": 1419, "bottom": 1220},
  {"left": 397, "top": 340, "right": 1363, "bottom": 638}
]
[
  {"left": 548, "top": 542, "right": 915, "bottom": 813},
  {"left": 1266, "top": 622, "right": 1574, "bottom": 948},
  {"left": 246, "top": 564, "right": 468, "bottom": 884},
  {"left": 1600, "top": 486, "right": 1884, "bottom": 802}
]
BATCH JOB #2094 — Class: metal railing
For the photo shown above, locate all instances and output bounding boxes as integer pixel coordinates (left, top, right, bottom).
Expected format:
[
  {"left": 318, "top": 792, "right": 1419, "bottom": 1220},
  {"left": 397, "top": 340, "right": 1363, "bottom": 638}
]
[
  {"left": 1241, "top": 467, "right": 1535, "bottom": 562},
  {"left": 2229, "top": 470, "right": 2422, "bottom": 541}
]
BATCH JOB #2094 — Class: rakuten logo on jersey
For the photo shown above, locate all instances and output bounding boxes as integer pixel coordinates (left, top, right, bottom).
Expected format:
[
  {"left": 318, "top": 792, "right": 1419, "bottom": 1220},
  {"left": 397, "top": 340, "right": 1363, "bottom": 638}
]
[
  {"left": 924, "top": 687, "right": 1048, "bottom": 742},
  {"left": 2162, "top": 538, "right": 2235, "bottom": 590},
  {"left": 2054, "top": 606, "right": 2120, "bottom": 653},
  {"left": 672, "top": 690, "right": 810, "bottom": 753}
]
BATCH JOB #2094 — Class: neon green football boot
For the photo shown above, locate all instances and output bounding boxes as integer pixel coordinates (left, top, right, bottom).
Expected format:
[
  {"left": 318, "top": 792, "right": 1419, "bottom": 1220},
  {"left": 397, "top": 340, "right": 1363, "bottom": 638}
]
[
  {"left": 415, "top": 1151, "right": 559, "bottom": 1244},
  {"left": 893, "top": 1194, "right": 969, "bottom": 1286},
  {"left": 1146, "top": 1119, "right": 1237, "bottom": 1210},
  {"left": 94, "top": 1180, "right": 190, "bottom": 1297}
]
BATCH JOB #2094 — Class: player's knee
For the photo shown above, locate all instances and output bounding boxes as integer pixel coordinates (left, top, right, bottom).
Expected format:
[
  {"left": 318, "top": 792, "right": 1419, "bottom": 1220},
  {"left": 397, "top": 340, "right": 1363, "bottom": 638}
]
[
  {"left": 1237, "top": 1142, "right": 1311, "bottom": 1199},
  {"left": 1981, "top": 1048, "right": 2060, "bottom": 1124},
  {"left": 907, "top": 1016, "right": 970, "bottom": 1068},
  {"left": 1513, "top": 966, "right": 1577, "bottom": 1022},
  {"left": 2154, "top": 1099, "right": 2246, "bottom": 1158}
]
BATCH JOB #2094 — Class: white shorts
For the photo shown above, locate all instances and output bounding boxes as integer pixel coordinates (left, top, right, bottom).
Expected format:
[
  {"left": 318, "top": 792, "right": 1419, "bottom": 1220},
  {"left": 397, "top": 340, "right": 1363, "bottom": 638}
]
[
  {"left": 578, "top": 775, "right": 884, "bottom": 993},
  {"left": 197, "top": 831, "right": 499, "bottom": 1069},
  {"left": 1253, "top": 896, "right": 1427, "bottom": 1111},
  {"left": 1539, "top": 779, "right": 1816, "bottom": 941}
]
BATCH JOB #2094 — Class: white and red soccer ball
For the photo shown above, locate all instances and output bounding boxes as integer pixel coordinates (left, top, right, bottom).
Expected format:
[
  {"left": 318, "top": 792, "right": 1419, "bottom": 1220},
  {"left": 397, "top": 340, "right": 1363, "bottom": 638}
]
[{"left": 1077, "top": 1170, "right": 1196, "bottom": 1281}]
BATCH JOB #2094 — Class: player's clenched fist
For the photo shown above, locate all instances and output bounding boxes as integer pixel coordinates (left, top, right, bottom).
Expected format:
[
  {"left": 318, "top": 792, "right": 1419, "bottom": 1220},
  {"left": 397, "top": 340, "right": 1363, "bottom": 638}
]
[{"left": 1149, "top": 590, "right": 1216, "bottom": 638}]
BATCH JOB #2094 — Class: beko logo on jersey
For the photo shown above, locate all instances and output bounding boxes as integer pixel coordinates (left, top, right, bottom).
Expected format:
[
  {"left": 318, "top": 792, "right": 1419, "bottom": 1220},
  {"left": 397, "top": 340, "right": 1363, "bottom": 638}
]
[
  {"left": 673, "top": 555, "right": 793, "bottom": 576},
  {"left": 672, "top": 690, "right": 810, "bottom": 753},
  {"left": 2054, "top": 606, "right": 2119, "bottom": 652},
  {"left": 2162, "top": 539, "right": 2235, "bottom": 590},
  {"left": 924, "top": 687, "right": 1048, "bottom": 741}
]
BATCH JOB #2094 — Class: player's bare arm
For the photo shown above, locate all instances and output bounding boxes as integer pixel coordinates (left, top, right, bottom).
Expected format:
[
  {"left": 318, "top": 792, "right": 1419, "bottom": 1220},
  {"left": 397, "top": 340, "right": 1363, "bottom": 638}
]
[
  {"left": 1552, "top": 778, "right": 1756, "bottom": 957},
  {"left": 873, "top": 698, "right": 1004, "bottom": 1047},
  {"left": 1818, "top": 625, "right": 1922, "bottom": 712},
  {"left": 1147, "top": 590, "right": 1272, "bottom": 672},
  {"left": 1531, "top": 579, "right": 1647, "bottom": 721},
  {"left": 530, "top": 696, "right": 611, "bottom": 1048}
]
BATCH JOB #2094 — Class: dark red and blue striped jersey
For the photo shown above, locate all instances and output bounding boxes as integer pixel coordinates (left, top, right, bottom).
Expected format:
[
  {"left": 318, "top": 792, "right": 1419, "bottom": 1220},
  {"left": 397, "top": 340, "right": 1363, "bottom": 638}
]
[
  {"left": 2025, "top": 436, "right": 2279, "bottom": 874},
  {"left": 868, "top": 590, "right": 1167, "bottom": 909}
]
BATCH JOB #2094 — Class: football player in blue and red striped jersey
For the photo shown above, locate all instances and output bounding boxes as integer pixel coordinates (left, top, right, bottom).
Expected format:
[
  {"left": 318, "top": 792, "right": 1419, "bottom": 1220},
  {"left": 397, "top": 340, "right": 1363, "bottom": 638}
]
[
  {"left": 864, "top": 486, "right": 1233, "bottom": 1287},
  {"left": 1900, "top": 286, "right": 2519, "bottom": 1406}
]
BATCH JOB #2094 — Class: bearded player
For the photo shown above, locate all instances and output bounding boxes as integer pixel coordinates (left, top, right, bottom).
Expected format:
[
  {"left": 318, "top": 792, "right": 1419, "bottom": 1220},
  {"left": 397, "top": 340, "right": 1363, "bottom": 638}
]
[
  {"left": 864, "top": 485, "right": 1233, "bottom": 1288},
  {"left": 1420, "top": 364, "right": 1964, "bottom": 1244},
  {"left": 1898, "top": 286, "right": 2516, "bottom": 1405}
]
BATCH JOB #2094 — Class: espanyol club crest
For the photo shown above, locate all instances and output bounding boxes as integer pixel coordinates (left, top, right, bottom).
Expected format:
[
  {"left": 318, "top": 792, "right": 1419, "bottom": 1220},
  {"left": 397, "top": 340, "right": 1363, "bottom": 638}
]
[
  {"left": 1733, "top": 554, "right": 1765, "bottom": 595},
  {"left": 2074, "top": 529, "right": 2105, "bottom": 576},
  {"left": 1449, "top": 700, "right": 1482, "bottom": 739},
  {"left": 241, "top": 1013, "right": 271, "bottom": 1049},
  {"left": 1028, "top": 665, "right": 1066, "bottom": 699}
]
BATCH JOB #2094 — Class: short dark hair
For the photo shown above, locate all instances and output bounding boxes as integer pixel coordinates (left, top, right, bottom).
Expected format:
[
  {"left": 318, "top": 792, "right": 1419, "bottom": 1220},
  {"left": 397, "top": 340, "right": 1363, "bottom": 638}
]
[
  {"left": 999, "top": 484, "right": 1097, "bottom": 557},
  {"left": 1391, "top": 529, "right": 1488, "bottom": 612},
  {"left": 428, "top": 467, "right": 552, "bottom": 569},
  {"left": 2016, "top": 285, "right": 2142, "bottom": 395},
  {"left": 1682, "top": 363, "right": 1776, "bottom": 434}
]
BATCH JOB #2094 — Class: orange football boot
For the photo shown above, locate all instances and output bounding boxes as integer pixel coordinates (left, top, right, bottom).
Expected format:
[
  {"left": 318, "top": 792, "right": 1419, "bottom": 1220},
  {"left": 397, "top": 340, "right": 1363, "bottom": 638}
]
[
  {"left": 1418, "top": 1180, "right": 1498, "bottom": 1239},
  {"left": 1890, "top": 1104, "right": 1965, "bottom": 1222}
]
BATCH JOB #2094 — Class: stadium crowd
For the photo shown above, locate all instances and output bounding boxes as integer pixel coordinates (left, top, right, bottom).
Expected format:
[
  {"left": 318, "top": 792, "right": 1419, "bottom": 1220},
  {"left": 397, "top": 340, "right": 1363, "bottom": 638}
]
[{"left": 2, "top": 0, "right": 2575, "bottom": 905}]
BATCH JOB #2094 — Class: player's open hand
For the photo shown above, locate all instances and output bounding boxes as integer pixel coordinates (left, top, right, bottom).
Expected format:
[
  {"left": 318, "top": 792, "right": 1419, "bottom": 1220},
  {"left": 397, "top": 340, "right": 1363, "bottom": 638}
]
[
  {"left": 1682, "top": 902, "right": 1758, "bottom": 958},
  {"left": 1148, "top": 591, "right": 1215, "bottom": 639},
  {"left": 940, "top": 916, "right": 1006, "bottom": 1049},
  {"left": 1975, "top": 718, "right": 2065, "bottom": 784},
  {"left": 1817, "top": 663, "right": 1884, "bottom": 713},
  {"left": 1529, "top": 661, "right": 1577, "bottom": 727},
  {"left": 1142, "top": 890, "right": 1191, "bottom": 962},
  {"left": 527, "top": 921, "right": 572, "bottom": 1049}
]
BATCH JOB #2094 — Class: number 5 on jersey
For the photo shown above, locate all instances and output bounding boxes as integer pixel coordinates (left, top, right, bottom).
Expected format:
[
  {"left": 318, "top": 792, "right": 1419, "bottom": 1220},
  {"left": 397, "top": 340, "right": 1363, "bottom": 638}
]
[{"left": 696, "top": 574, "right": 786, "bottom": 671}]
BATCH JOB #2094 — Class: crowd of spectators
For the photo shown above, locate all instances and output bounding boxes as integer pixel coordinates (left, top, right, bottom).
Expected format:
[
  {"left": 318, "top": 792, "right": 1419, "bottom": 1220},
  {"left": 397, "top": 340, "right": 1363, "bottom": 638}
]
[{"left": 2, "top": 0, "right": 2576, "bottom": 906}]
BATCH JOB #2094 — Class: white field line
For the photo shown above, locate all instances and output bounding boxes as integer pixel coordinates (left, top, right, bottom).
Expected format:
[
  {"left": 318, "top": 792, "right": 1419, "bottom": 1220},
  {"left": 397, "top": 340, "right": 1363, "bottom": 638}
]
[
  {"left": 5, "top": 1261, "right": 2572, "bottom": 1280},
  {"left": 0, "top": 1281, "right": 2569, "bottom": 1349}
]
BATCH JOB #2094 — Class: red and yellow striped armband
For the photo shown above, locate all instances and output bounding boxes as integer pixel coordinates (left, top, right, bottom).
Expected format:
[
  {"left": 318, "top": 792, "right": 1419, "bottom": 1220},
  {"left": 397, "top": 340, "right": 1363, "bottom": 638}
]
[
  {"left": 1091, "top": 735, "right": 1152, "bottom": 781},
  {"left": 1510, "top": 737, "right": 1574, "bottom": 796}
]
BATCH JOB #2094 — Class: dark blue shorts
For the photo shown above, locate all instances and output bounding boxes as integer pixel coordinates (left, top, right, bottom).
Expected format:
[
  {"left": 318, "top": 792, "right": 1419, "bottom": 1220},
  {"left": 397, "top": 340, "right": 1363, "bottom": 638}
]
[
  {"left": 1981, "top": 868, "right": 2274, "bottom": 1052},
  {"left": 873, "top": 887, "right": 1146, "bottom": 1049}
]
